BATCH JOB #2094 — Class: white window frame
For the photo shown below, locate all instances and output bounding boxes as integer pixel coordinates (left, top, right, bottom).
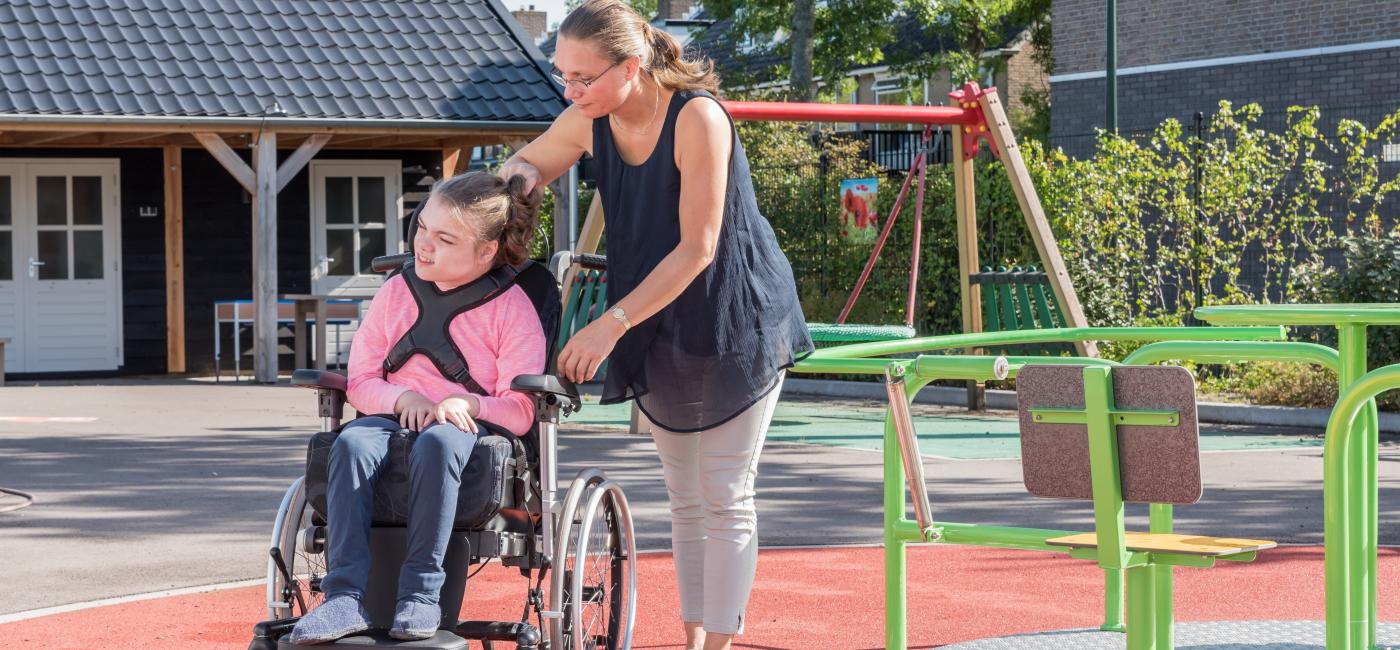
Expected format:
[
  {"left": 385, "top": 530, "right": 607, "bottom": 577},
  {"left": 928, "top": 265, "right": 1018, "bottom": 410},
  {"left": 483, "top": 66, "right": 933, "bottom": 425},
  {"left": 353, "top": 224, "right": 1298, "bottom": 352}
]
[{"left": 309, "top": 160, "right": 402, "bottom": 296}]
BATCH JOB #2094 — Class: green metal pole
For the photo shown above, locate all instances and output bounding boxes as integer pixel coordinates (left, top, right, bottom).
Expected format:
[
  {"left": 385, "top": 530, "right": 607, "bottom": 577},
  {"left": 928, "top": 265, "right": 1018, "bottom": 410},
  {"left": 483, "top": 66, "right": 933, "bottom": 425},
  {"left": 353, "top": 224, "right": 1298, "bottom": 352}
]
[
  {"left": 884, "top": 373, "right": 933, "bottom": 650},
  {"left": 1338, "top": 325, "right": 1369, "bottom": 649},
  {"left": 1126, "top": 566, "right": 1155, "bottom": 650},
  {"left": 1149, "top": 503, "right": 1174, "bottom": 648},
  {"left": 1102, "top": 567, "right": 1126, "bottom": 632},
  {"left": 884, "top": 388, "right": 908, "bottom": 650},
  {"left": 807, "top": 326, "right": 1286, "bottom": 361},
  {"left": 1121, "top": 340, "right": 1340, "bottom": 372},
  {"left": 1106, "top": 0, "right": 1118, "bottom": 133}
]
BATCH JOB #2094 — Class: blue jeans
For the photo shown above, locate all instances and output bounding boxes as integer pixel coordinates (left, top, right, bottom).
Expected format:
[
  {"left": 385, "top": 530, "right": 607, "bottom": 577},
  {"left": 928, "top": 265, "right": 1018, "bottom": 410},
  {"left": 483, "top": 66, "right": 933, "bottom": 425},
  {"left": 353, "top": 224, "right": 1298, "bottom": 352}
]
[{"left": 317, "top": 415, "right": 477, "bottom": 605}]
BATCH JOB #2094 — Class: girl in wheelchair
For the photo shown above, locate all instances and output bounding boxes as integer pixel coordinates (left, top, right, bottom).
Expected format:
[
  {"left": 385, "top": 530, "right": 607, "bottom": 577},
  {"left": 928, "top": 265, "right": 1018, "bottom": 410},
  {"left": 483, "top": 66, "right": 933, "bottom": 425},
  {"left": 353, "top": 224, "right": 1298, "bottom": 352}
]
[{"left": 290, "top": 172, "right": 545, "bottom": 645}]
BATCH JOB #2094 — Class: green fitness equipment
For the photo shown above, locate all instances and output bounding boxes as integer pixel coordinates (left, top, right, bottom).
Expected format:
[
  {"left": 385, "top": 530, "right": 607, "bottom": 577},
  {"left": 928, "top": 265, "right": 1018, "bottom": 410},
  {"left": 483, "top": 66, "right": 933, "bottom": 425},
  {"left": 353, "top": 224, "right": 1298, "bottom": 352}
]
[{"left": 1196, "top": 303, "right": 1400, "bottom": 650}]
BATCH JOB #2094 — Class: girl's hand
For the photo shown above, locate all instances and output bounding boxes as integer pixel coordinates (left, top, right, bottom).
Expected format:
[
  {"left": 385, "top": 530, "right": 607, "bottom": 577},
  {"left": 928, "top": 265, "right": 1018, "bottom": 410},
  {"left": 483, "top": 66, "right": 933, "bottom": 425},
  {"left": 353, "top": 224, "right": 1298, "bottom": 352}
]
[
  {"left": 497, "top": 160, "right": 542, "bottom": 196},
  {"left": 435, "top": 395, "right": 480, "bottom": 434},
  {"left": 394, "top": 391, "right": 436, "bottom": 431},
  {"left": 557, "top": 317, "right": 624, "bottom": 384}
]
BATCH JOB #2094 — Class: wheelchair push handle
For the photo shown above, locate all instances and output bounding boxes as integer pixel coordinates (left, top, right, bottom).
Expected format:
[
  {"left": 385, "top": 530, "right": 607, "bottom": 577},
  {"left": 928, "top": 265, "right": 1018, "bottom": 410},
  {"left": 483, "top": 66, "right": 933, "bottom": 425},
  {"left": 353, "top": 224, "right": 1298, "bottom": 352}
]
[
  {"left": 370, "top": 253, "right": 413, "bottom": 274},
  {"left": 574, "top": 253, "right": 607, "bottom": 270}
]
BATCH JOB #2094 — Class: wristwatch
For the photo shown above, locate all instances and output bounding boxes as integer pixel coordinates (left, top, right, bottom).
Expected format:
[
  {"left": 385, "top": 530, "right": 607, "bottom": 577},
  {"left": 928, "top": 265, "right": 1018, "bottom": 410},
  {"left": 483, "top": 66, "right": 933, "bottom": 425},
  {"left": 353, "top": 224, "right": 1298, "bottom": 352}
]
[{"left": 610, "top": 306, "right": 632, "bottom": 331}]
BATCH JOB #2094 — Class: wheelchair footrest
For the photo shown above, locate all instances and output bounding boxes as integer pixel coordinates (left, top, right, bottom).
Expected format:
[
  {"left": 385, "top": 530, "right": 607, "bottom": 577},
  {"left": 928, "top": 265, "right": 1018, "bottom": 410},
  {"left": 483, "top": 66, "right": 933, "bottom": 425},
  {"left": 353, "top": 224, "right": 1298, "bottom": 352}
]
[
  {"left": 275, "top": 629, "right": 467, "bottom": 649},
  {"left": 455, "top": 620, "right": 541, "bottom": 646}
]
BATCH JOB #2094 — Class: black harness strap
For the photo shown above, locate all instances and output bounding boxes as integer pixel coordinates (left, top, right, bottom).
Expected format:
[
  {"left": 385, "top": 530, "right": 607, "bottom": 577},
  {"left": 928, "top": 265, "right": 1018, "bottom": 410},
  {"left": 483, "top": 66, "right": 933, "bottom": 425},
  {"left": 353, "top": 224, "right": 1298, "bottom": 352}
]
[{"left": 383, "top": 261, "right": 521, "bottom": 395}]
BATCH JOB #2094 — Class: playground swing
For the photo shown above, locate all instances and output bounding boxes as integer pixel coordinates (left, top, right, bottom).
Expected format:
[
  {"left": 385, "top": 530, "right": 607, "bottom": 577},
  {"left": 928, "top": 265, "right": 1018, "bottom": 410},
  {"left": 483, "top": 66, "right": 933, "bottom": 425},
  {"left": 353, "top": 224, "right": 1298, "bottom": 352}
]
[{"left": 559, "top": 83, "right": 1098, "bottom": 358}]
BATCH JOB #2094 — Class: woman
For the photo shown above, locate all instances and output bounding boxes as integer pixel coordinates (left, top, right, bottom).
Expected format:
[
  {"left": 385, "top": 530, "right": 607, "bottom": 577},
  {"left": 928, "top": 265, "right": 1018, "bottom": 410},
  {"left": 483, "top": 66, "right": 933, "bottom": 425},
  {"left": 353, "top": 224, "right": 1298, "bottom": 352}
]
[{"left": 498, "top": 2, "right": 812, "bottom": 648}]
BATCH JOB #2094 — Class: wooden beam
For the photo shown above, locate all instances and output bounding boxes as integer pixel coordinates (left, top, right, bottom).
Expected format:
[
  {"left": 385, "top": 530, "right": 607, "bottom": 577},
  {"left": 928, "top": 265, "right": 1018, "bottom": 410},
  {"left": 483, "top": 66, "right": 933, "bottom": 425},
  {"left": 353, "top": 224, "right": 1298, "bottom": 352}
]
[
  {"left": 252, "top": 131, "right": 280, "bottom": 383},
  {"left": 103, "top": 132, "right": 175, "bottom": 146},
  {"left": 163, "top": 145, "right": 186, "bottom": 373},
  {"left": 194, "top": 132, "right": 256, "bottom": 194},
  {"left": 443, "top": 146, "right": 464, "bottom": 180},
  {"left": 953, "top": 127, "right": 982, "bottom": 339},
  {"left": 560, "top": 194, "right": 605, "bottom": 311},
  {"left": 276, "top": 133, "right": 330, "bottom": 192},
  {"left": 503, "top": 137, "right": 531, "bottom": 154},
  {"left": 7, "top": 131, "right": 96, "bottom": 146},
  {"left": 953, "top": 126, "right": 985, "bottom": 411},
  {"left": 977, "top": 88, "right": 1096, "bottom": 357}
]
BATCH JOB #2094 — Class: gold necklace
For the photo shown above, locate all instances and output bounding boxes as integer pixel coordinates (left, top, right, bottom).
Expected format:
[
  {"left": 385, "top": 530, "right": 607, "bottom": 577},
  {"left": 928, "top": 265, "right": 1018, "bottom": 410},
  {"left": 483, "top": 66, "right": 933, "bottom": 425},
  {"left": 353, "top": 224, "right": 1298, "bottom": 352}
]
[{"left": 610, "top": 80, "right": 660, "bottom": 136}]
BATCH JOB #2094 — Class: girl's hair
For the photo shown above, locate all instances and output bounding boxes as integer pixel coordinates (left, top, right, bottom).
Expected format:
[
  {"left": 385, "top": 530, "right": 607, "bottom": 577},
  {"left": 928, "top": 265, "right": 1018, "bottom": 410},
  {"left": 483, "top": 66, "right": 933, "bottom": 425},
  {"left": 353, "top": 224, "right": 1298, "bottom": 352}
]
[
  {"left": 428, "top": 171, "right": 540, "bottom": 266},
  {"left": 558, "top": 0, "right": 719, "bottom": 94}
]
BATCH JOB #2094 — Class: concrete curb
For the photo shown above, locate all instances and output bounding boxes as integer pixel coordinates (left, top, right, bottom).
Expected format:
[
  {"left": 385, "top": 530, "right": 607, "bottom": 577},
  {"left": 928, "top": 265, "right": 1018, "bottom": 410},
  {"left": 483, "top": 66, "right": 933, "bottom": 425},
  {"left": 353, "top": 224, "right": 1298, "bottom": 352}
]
[{"left": 781, "top": 377, "right": 1400, "bottom": 434}]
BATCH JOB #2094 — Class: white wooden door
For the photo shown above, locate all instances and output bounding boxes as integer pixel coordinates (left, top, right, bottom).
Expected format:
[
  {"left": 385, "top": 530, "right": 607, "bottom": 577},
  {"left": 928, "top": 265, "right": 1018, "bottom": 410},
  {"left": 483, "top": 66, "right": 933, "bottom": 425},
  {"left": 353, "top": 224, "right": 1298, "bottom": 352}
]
[
  {"left": 17, "top": 161, "right": 123, "bottom": 372},
  {"left": 309, "top": 161, "right": 402, "bottom": 295},
  {"left": 0, "top": 163, "right": 24, "bottom": 372}
]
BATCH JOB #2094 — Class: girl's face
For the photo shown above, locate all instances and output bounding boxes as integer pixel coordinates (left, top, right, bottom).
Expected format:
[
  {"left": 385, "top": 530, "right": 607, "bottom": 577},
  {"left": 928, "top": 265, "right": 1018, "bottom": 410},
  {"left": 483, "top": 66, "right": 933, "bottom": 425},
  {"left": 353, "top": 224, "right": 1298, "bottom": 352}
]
[
  {"left": 413, "top": 196, "right": 498, "bottom": 289},
  {"left": 554, "top": 37, "right": 637, "bottom": 118}
]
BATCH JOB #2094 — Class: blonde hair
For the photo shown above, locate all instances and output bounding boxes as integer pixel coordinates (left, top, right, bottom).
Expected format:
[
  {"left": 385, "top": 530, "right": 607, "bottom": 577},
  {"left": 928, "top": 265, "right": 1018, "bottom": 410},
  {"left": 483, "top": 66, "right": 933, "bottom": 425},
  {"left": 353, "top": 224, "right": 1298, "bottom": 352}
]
[
  {"left": 559, "top": 0, "right": 720, "bottom": 94},
  {"left": 428, "top": 172, "right": 540, "bottom": 266}
]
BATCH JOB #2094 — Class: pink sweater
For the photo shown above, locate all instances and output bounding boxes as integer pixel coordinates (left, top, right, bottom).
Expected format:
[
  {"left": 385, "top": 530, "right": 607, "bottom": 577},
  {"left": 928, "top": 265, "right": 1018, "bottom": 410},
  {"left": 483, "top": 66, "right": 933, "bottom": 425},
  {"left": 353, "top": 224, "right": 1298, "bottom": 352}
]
[{"left": 346, "top": 274, "right": 546, "bottom": 435}]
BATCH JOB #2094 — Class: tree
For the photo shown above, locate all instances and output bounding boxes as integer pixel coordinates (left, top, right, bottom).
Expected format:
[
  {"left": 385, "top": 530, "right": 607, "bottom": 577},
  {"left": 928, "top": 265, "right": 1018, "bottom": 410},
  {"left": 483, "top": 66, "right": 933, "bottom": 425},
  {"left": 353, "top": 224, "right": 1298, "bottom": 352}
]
[{"left": 701, "top": 0, "right": 900, "bottom": 99}]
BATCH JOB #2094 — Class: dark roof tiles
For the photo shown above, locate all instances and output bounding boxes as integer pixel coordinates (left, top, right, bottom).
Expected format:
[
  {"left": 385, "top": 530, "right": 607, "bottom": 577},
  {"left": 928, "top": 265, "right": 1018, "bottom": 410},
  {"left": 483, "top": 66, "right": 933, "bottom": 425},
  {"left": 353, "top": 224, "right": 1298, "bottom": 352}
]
[{"left": 0, "top": 0, "right": 563, "bottom": 123}]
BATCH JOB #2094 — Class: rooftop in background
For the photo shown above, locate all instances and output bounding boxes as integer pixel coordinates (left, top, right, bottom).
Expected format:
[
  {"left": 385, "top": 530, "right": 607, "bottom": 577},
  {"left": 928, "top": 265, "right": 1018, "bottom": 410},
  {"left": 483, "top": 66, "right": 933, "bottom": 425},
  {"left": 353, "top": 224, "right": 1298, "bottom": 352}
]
[{"left": 0, "top": 0, "right": 565, "bottom": 125}]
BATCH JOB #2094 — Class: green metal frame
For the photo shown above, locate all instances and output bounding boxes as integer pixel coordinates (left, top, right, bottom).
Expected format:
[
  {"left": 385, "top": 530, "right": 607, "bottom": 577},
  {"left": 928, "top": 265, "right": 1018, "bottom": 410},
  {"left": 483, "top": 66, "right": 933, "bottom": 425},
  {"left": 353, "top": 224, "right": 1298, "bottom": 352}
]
[{"left": 789, "top": 326, "right": 1295, "bottom": 649}]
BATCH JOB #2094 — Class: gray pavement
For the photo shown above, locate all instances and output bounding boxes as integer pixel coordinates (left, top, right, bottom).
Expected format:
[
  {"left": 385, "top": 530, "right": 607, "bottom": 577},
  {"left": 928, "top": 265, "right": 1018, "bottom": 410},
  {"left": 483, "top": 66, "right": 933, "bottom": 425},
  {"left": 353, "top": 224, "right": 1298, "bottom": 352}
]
[{"left": 1, "top": 377, "right": 1398, "bottom": 616}]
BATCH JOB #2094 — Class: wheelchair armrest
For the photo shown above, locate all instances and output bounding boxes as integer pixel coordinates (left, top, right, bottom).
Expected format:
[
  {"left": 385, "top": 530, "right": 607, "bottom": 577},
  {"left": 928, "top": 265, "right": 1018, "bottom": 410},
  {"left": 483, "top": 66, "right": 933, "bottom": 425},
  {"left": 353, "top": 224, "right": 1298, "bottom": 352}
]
[
  {"left": 292, "top": 369, "right": 348, "bottom": 394},
  {"left": 511, "top": 374, "right": 581, "bottom": 412},
  {"left": 292, "top": 369, "right": 347, "bottom": 421}
]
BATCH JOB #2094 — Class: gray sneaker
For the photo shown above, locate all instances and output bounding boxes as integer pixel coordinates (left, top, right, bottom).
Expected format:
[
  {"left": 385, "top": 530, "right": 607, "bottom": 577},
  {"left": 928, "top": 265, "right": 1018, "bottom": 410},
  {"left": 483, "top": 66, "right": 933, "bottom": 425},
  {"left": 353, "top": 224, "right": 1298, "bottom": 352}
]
[
  {"left": 388, "top": 600, "right": 441, "bottom": 641},
  {"left": 287, "top": 594, "right": 372, "bottom": 645}
]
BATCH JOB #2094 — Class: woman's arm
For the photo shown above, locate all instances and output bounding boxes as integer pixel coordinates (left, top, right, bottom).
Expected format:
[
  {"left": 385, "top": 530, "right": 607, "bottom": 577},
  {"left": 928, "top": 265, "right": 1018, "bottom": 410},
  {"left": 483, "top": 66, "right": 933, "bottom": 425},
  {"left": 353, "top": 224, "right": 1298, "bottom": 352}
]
[
  {"left": 556, "top": 97, "right": 732, "bottom": 383},
  {"left": 498, "top": 104, "right": 594, "bottom": 194}
]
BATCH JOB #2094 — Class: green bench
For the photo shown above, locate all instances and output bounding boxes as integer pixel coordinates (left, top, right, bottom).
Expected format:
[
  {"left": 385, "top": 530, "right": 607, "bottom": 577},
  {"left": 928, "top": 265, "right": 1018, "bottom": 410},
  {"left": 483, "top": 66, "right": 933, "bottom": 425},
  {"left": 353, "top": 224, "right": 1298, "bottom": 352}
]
[{"left": 970, "top": 265, "right": 1073, "bottom": 356}]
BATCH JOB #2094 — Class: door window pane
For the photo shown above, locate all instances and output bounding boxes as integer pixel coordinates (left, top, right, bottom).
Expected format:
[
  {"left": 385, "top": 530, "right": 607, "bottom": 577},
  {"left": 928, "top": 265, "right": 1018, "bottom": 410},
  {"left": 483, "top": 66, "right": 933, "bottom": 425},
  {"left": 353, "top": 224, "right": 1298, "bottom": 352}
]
[
  {"left": 326, "top": 229, "right": 354, "bottom": 276},
  {"left": 37, "top": 176, "right": 67, "bottom": 225},
  {"left": 0, "top": 231, "right": 10, "bottom": 281},
  {"left": 73, "top": 231, "right": 104, "bottom": 279},
  {"left": 359, "top": 229, "right": 384, "bottom": 274},
  {"left": 38, "top": 231, "right": 68, "bottom": 279},
  {"left": 325, "top": 177, "right": 353, "bottom": 224},
  {"left": 0, "top": 176, "right": 10, "bottom": 226},
  {"left": 358, "top": 177, "right": 385, "bottom": 225},
  {"left": 72, "top": 177, "right": 102, "bottom": 225}
]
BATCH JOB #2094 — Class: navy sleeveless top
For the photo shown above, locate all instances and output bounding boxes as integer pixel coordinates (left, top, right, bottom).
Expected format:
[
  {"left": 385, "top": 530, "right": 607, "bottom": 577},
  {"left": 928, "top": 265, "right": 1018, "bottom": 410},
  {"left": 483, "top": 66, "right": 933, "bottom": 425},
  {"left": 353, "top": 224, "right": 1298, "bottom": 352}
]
[{"left": 592, "top": 89, "right": 814, "bottom": 433}]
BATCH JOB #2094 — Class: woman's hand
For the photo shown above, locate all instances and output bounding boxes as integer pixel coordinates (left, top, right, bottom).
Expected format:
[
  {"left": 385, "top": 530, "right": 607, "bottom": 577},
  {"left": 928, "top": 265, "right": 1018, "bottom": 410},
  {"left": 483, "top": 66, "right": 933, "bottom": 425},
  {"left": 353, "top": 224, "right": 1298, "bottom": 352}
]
[
  {"left": 497, "top": 159, "right": 542, "bottom": 196},
  {"left": 435, "top": 395, "right": 480, "bottom": 434},
  {"left": 556, "top": 317, "right": 625, "bottom": 384},
  {"left": 394, "top": 391, "right": 436, "bottom": 431}
]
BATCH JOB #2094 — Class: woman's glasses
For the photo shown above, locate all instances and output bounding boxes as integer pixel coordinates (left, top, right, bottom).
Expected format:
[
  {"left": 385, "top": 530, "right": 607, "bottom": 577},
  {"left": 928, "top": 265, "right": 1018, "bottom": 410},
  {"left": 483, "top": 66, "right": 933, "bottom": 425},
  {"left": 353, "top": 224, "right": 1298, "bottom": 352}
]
[{"left": 550, "top": 61, "right": 621, "bottom": 91}]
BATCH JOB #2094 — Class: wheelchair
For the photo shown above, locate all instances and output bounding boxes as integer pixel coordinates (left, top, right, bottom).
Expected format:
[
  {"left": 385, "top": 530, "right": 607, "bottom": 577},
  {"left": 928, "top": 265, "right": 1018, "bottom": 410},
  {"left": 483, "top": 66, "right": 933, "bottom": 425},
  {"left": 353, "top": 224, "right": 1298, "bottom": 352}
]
[{"left": 248, "top": 243, "right": 635, "bottom": 650}]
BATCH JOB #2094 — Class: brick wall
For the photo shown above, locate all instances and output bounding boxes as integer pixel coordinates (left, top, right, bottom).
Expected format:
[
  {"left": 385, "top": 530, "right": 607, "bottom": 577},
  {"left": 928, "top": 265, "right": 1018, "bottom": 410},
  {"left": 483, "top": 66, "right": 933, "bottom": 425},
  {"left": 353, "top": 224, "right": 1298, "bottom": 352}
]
[
  {"left": 511, "top": 8, "right": 548, "bottom": 43},
  {"left": 1050, "top": 46, "right": 1400, "bottom": 140},
  {"left": 1055, "top": 0, "right": 1400, "bottom": 75},
  {"left": 1005, "top": 41, "right": 1048, "bottom": 116}
]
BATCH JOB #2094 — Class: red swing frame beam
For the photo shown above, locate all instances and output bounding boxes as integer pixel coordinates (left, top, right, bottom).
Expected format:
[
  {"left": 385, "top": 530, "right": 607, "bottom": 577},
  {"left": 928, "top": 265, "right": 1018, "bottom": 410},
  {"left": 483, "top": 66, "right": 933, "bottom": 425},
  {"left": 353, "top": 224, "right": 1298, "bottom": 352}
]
[{"left": 721, "top": 85, "right": 1003, "bottom": 328}]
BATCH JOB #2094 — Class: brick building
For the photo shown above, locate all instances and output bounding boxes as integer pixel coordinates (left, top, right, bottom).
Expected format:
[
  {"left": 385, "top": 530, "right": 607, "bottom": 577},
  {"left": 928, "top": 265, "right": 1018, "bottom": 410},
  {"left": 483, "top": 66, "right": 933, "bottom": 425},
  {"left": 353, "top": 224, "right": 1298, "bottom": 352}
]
[{"left": 1051, "top": 0, "right": 1400, "bottom": 138}]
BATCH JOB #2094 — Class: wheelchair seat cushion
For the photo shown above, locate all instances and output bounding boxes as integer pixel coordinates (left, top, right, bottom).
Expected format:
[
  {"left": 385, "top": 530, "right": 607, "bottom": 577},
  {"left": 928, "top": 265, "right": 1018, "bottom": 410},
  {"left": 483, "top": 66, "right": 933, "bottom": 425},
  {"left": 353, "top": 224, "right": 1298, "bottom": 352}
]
[{"left": 304, "top": 422, "right": 534, "bottom": 529}]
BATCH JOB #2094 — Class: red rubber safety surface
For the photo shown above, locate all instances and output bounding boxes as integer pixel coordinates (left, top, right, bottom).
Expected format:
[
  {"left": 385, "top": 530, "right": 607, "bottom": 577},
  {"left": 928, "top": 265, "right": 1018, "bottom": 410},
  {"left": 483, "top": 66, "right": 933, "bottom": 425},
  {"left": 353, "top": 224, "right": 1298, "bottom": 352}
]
[{"left": 2, "top": 545, "right": 1397, "bottom": 649}]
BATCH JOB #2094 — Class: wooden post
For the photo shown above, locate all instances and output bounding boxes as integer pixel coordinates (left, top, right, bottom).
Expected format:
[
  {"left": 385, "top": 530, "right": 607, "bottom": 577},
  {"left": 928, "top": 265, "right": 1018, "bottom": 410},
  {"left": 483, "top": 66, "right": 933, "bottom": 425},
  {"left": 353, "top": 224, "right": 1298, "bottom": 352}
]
[
  {"left": 977, "top": 88, "right": 1097, "bottom": 357},
  {"left": 163, "top": 145, "right": 186, "bottom": 373},
  {"left": 442, "top": 146, "right": 463, "bottom": 180},
  {"left": 953, "top": 127, "right": 985, "bottom": 410},
  {"left": 559, "top": 194, "right": 605, "bottom": 311},
  {"left": 253, "top": 131, "right": 280, "bottom": 383}
]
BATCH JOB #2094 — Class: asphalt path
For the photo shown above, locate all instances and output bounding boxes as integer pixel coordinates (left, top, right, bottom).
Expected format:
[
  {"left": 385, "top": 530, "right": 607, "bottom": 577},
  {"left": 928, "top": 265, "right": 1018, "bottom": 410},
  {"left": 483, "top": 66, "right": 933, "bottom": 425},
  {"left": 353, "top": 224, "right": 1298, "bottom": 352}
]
[{"left": 1, "top": 377, "right": 1397, "bottom": 616}]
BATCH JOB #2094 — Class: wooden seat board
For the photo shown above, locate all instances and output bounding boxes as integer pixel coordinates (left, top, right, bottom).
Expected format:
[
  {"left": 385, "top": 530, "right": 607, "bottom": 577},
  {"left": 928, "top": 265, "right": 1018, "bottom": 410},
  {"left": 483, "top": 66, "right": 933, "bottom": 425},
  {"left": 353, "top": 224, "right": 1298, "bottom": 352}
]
[{"left": 1045, "top": 531, "right": 1277, "bottom": 557}]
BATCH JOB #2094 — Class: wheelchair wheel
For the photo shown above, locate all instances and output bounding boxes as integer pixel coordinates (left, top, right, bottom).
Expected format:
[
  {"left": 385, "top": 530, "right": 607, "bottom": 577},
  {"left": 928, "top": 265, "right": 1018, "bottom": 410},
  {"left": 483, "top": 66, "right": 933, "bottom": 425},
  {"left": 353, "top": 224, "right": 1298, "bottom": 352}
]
[
  {"left": 267, "top": 477, "right": 328, "bottom": 619},
  {"left": 555, "top": 476, "right": 637, "bottom": 650}
]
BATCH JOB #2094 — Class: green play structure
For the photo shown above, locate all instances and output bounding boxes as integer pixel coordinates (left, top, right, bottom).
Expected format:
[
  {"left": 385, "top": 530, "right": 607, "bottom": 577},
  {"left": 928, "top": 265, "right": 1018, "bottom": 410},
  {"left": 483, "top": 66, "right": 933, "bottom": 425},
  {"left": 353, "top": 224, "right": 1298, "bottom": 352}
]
[{"left": 788, "top": 307, "right": 1400, "bottom": 650}]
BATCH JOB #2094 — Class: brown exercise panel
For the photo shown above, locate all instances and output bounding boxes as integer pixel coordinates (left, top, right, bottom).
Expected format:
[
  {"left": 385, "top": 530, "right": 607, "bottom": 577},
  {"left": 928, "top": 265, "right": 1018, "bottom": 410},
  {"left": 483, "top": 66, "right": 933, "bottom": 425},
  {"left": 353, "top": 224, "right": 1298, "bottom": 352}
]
[{"left": 1017, "top": 365, "right": 1203, "bottom": 505}]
